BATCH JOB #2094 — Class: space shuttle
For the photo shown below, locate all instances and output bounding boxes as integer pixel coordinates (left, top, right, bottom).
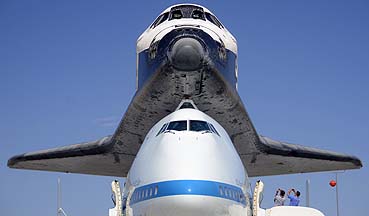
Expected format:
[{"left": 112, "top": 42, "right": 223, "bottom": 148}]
[{"left": 8, "top": 4, "right": 362, "bottom": 216}]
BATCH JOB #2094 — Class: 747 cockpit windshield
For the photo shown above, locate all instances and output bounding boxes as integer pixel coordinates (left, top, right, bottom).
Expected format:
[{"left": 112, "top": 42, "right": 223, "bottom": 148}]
[{"left": 156, "top": 120, "right": 220, "bottom": 136}]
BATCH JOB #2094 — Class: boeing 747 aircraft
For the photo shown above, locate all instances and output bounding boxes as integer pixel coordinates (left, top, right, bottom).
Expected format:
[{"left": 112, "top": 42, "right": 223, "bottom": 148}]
[{"left": 8, "top": 4, "right": 362, "bottom": 216}]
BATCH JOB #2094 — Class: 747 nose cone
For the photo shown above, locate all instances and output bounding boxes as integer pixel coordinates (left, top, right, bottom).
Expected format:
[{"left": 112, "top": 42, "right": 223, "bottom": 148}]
[{"left": 170, "top": 38, "right": 205, "bottom": 71}]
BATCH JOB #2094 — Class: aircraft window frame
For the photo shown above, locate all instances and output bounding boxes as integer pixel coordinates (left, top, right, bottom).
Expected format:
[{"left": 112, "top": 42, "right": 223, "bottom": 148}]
[
  {"left": 224, "top": 187, "right": 228, "bottom": 197},
  {"left": 156, "top": 123, "right": 168, "bottom": 136},
  {"left": 151, "top": 12, "right": 169, "bottom": 29},
  {"left": 219, "top": 186, "right": 224, "bottom": 196},
  {"left": 167, "top": 120, "right": 187, "bottom": 131},
  {"left": 170, "top": 5, "right": 205, "bottom": 20},
  {"left": 205, "top": 12, "right": 224, "bottom": 29},
  {"left": 209, "top": 123, "right": 220, "bottom": 136},
  {"left": 189, "top": 120, "right": 211, "bottom": 132},
  {"left": 154, "top": 186, "right": 158, "bottom": 195},
  {"left": 169, "top": 9, "right": 183, "bottom": 20},
  {"left": 192, "top": 9, "right": 205, "bottom": 20}
]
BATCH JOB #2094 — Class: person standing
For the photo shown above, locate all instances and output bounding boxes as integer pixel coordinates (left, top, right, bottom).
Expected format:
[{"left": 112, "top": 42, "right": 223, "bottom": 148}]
[
  {"left": 287, "top": 188, "right": 300, "bottom": 206},
  {"left": 274, "top": 189, "right": 286, "bottom": 206}
]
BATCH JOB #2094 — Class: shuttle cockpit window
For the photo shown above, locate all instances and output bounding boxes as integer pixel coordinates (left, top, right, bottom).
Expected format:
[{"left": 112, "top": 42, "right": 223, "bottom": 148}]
[
  {"left": 169, "top": 5, "right": 205, "bottom": 21},
  {"left": 192, "top": 9, "right": 205, "bottom": 20},
  {"left": 170, "top": 9, "right": 183, "bottom": 20},
  {"left": 151, "top": 12, "right": 169, "bottom": 29},
  {"left": 205, "top": 12, "right": 223, "bottom": 29}
]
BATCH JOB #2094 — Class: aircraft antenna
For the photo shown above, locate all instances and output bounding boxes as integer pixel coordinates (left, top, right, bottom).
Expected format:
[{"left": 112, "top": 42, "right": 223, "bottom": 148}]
[
  {"left": 306, "top": 179, "right": 310, "bottom": 207},
  {"left": 57, "top": 177, "right": 69, "bottom": 216}
]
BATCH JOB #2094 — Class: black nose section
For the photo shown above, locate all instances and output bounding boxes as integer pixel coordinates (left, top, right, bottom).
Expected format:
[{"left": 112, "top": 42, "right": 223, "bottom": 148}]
[{"left": 170, "top": 38, "right": 204, "bottom": 71}]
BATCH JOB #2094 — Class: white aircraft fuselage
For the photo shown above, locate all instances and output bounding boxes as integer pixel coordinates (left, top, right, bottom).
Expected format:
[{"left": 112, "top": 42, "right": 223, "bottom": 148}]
[{"left": 126, "top": 106, "right": 251, "bottom": 216}]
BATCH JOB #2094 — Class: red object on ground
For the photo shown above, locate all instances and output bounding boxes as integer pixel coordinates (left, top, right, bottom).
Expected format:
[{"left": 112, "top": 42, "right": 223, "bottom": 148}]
[{"left": 329, "top": 180, "right": 337, "bottom": 187}]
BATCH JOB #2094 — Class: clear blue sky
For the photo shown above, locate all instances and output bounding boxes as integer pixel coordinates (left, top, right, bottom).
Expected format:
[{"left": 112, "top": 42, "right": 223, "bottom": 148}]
[{"left": 1, "top": 0, "right": 368, "bottom": 215}]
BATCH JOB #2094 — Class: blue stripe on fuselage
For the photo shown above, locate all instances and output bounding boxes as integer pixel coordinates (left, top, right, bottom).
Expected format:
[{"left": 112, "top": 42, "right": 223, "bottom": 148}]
[{"left": 129, "top": 180, "right": 247, "bottom": 206}]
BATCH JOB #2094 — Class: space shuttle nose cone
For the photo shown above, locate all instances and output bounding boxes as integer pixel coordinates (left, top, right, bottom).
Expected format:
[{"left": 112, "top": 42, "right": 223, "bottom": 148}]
[{"left": 170, "top": 37, "right": 204, "bottom": 71}]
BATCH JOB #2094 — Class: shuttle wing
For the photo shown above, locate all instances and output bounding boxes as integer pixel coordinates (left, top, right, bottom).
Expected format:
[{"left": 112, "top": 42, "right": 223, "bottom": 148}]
[
  {"left": 7, "top": 136, "right": 135, "bottom": 177},
  {"left": 7, "top": 72, "right": 177, "bottom": 177},
  {"left": 202, "top": 88, "right": 363, "bottom": 177},
  {"left": 242, "top": 135, "right": 362, "bottom": 177},
  {"left": 7, "top": 86, "right": 169, "bottom": 176}
]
